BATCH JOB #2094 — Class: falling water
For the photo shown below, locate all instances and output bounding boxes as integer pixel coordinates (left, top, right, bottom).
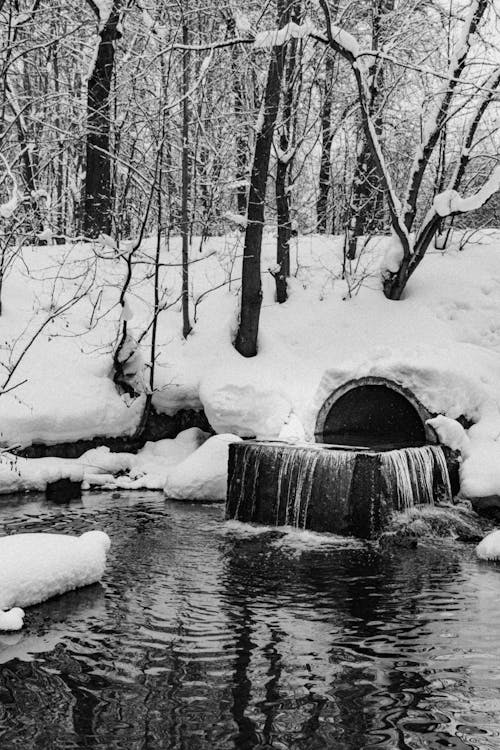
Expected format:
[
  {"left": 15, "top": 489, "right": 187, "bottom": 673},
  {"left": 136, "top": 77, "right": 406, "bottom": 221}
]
[
  {"left": 226, "top": 442, "right": 454, "bottom": 538},
  {"left": 227, "top": 443, "right": 357, "bottom": 532},
  {"left": 381, "top": 445, "right": 452, "bottom": 511}
]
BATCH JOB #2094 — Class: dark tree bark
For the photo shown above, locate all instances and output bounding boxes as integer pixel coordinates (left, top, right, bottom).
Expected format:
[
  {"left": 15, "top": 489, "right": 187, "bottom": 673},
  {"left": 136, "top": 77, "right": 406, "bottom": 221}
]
[
  {"left": 275, "top": 1, "right": 300, "bottom": 304},
  {"left": 235, "top": 3, "right": 287, "bottom": 357},
  {"left": 83, "top": 0, "right": 121, "bottom": 238},
  {"left": 181, "top": 19, "right": 192, "bottom": 338},
  {"left": 316, "top": 51, "right": 335, "bottom": 233}
]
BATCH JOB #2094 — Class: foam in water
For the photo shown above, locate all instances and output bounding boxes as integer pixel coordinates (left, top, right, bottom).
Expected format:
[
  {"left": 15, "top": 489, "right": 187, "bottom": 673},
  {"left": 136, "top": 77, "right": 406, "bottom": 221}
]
[{"left": 226, "top": 442, "right": 453, "bottom": 538}]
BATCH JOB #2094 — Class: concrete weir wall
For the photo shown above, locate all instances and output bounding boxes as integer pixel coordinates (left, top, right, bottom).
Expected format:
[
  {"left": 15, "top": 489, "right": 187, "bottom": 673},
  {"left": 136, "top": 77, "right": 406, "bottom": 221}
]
[
  {"left": 226, "top": 378, "right": 458, "bottom": 539},
  {"left": 226, "top": 441, "right": 455, "bottom": 539}
]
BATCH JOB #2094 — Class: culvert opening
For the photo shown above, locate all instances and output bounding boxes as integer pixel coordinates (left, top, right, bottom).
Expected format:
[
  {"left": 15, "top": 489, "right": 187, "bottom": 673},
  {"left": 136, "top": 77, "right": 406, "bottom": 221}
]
[{"left": 314, "top": 377, "right": 435, "bottom": 451}]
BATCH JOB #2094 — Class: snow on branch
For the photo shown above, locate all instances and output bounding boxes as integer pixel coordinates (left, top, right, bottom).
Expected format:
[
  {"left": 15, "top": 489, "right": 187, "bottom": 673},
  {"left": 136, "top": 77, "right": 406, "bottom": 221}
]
[
  {"left": 94, "top": 0, "right": 113, "bottom": 29},
  {"left": 0, "top": 156, "right": 20, "bottom": 220},
  {"left": 402, "top": 0, "right": 489, "bottom": 231},
  {"left": 322, "top": 23, "right": 360, "bottom": 58},
  {"left": 433, "top": 165, "right": 500, "bottom": 217},
  {"left": 253, "top": 20, "right": 318, "bottom": 49}
]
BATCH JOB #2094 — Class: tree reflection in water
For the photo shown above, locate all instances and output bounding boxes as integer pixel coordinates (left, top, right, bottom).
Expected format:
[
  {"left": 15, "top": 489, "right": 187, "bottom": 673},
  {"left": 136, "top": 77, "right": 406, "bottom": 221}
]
[{"left": 0, "top": 492, "right": 499, "bottom": 750}]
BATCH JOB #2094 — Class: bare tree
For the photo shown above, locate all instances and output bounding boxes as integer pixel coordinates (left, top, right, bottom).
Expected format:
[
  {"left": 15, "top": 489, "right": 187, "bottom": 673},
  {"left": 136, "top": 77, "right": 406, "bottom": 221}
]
[
  {"left": 318, "top": 0, "right": 499, "bottom": 299},
  {"left": 83, "top": 0, "right": 122, "bottom": 237},
  {"left": 235, "top": 1, "right": 288, "bottom": 357}
]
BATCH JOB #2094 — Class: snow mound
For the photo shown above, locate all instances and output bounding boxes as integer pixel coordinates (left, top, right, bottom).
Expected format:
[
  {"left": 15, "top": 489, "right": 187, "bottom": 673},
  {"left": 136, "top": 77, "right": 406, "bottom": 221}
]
[
  {"left": 461, "top": 440, "right": 500, "bottom": 498},
  {"left": 164, "top": 433, "right": 241, "bottom": 501},
  {"left": 0, "top": 454, "right": 84, "bottom": 495},
  {"left": 0, "top": 608, "right": 24, "bottom": 632},
  {"left": 0, "top": 530, "right": 110, "bottom": 629},
  {"left": 79, "top": 446, "right": 133, "bottom": 475},
  {"left": 200, "top": 367, "right": 291, "bottom": 438},
  {"left": 131, "top": 427, "right": 209, "bottom": 478},
  {"left": 476, "top": 530, "right": 500, "bottom": 561},
  {"left": 426, "top": 415, "right": 470, "bottom": 456}
]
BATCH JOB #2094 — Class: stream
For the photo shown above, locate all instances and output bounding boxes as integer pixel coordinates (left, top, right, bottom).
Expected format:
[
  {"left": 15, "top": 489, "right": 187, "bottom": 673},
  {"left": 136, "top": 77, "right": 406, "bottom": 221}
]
[{"left": 0, "top": 491, "right": 499, "bottom": 749}]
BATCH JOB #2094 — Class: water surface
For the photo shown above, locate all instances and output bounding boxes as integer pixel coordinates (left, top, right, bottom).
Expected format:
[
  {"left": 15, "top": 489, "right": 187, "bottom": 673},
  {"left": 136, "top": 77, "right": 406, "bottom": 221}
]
[{"left": 0, "top": 491, "right": 499, "bottom": 749}]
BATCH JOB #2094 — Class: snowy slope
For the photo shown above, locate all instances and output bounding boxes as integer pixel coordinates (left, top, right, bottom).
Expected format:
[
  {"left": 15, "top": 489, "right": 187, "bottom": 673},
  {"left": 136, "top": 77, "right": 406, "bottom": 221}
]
[{"left": 1, "top": 230, "right": 500, "bottom": 496}]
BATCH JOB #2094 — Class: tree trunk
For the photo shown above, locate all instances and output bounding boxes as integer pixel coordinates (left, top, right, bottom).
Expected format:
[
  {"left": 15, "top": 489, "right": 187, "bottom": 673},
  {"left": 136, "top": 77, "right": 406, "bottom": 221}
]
[
  {"left": 317, "top": 52, "right": 335, "bottom": 234},
  {"left": 181, "top": 20, "right": 192, "bottom": 338},
  {"left": 235, "top": 8, "right": 287, "bottom": 357},
  {"left": 275, "top": 2, "right": 300, "bottom": 304},
  {"left": 83, "top": 2, "right": 121, "bottom": 238}
]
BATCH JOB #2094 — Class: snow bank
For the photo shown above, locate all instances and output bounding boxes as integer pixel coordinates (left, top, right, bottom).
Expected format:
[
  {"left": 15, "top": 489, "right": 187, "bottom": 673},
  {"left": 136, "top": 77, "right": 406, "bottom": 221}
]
[
  {"left": 164, "top": 434, "right": 241, "bottom": 501},
  {"left": 425, "top": 414, "right": 500, "bottom": 500},
  {"left": 4, "top": 232, "right": 500, "bottom": 502},
  {"left": 101, "top": 427, "right": 210, "bottom": 491},
  {"left": 476, "top": 530, "right": 500, "bottom": 561},
  {"left": 0, "top": 454, "right": 84, "bottom": 495},
  {"left": 131, "top": 427, "right": 208, "bottom": 478},
  {"left": 0, "top": 530, "right": 110, "bottom": 630}
]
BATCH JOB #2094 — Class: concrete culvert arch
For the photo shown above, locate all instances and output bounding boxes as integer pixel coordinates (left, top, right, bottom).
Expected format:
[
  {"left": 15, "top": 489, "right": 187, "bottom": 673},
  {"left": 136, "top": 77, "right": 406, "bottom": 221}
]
[{"left": 314, "top": 377, "right": 436, "bottom": 450}]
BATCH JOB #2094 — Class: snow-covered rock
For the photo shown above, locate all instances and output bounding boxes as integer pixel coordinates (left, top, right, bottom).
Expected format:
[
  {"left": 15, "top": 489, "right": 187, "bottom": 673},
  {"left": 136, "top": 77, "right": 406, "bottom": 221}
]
[
  {"left": 79, "top": 446, "right": 133, "bottom": 475},
  {"left": 426, "top": 415, "right": 470, "bottom": 456},
  {"left": 164, "top": 433, "right": 241, "bottom": 501},
  {"left": 0, "top": 530, "right": 110, "bottom": 630},
  {"left": 0, "top": 608, "right": 25, "bottom": 632},
  {"left": 200, "top": 370, "right": 291, "bottom": 438},
  {"left": 476, "top": 530, "right": 500, "bottom": 561},
  {"left": 131, "top": 427, "right": 209, "bottom": 477}
]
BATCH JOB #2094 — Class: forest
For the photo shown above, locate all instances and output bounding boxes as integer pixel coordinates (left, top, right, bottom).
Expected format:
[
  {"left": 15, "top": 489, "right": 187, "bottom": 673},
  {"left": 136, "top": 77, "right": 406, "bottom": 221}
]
[{"left": 1, "top": 0, "right": 499, "bottom": 361}]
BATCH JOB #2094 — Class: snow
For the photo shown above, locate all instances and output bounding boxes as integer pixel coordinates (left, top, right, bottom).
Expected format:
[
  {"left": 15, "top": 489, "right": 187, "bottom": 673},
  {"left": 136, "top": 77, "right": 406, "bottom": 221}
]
[
  {"left": 0, "top": 185, "right": 20, "bottom": 219},
  {"left": 381, "top": 233, "right": 405, "bottom": 274},
  {"left": 0, "top": 530, "right": 110, "bottom": 630},
  {"left": 253, "top": 21, "right": 317, "bottom": 49},
  {"left": 476, "top": 530, "right": 500, "bottom": 561},
  {"left": 94, "top": 0, "right": 113, "bottom": 30},
  {"left": 0, "top": 454, "right": 84, "bottom": 494},
  {"left": 224, "top": 211, "right": 247, "bottom": 228},
  {"left": 234, "top": 12, "right": 252, "bottom": 35},
  {"left": 164, "top": 433, "right": 242, "bottom": 501},
  {"left": 426, "top": 415, "right": 471, "bottom": 456},
  {"left": 278, "top": 413, "right": 306, "bottom": 443},
  {"left": 199, "top": 365, "right": 291, "bottom": 438},
  {"left": 0, "top": 608, "right": 24, "bottom": 632},
  {"left": 3, "top": 231, "right": 500, "bottom": 500},
  {"left": 433, "top": 167, "right": 500, "bottom": 217},
  {"left": 326, "top": 24, "right": 360, "bottom": 57}
]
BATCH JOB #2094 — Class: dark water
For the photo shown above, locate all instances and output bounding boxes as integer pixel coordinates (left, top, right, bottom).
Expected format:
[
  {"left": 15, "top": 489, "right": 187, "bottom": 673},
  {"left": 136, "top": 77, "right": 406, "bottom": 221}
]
[{"left": 0, "top": 492, "right": 499, "bottom": 750}]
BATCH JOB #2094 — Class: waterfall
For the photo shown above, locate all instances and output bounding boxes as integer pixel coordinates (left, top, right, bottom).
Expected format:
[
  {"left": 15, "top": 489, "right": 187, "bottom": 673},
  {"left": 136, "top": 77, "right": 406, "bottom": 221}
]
[
  {"left": 227, "top": 443, "right": 357, "bottom": 532},
  {"left": 381, "top": 445, "right": 452, "bottom": 511},
  {"left": 226, "top": 441, "right": 454, "bottom": 539}
]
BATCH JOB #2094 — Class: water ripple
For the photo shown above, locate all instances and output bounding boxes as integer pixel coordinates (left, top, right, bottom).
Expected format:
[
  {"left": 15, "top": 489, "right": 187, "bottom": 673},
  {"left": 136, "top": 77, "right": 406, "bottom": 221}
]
[{"left": 0, "top": 492, "right": 499, "bottom": 749}]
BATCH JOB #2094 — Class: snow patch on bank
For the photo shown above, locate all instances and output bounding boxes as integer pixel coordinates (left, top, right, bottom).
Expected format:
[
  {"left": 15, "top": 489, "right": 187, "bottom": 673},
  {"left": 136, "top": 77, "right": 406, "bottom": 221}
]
[
  {"left": 0, "top": 530, "right": 110, "bottom": 630},
  {"left": 2, "top": 232, "right": 500, "bottom": 498}
]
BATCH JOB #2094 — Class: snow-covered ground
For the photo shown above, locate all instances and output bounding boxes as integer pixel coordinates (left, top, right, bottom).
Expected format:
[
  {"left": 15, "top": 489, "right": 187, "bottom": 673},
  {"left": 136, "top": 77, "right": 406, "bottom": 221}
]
[{"left": 1, "top": 229, "right": 500, "bottom": 498}]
